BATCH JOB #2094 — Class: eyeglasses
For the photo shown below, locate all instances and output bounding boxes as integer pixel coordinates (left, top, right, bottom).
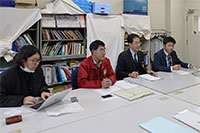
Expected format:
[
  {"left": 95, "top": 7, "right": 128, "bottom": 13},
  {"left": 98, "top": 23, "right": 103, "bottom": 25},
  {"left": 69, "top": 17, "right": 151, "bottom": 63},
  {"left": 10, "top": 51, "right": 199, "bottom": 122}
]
[
  {"left": 96, "top": 48, "right": 106, "bottom": 53},
  {"left": 28, "top": 59, "right": 41, "bottom": 64},
  {"left": 132, "top": 42, "right": 141, "bottom": 45}
]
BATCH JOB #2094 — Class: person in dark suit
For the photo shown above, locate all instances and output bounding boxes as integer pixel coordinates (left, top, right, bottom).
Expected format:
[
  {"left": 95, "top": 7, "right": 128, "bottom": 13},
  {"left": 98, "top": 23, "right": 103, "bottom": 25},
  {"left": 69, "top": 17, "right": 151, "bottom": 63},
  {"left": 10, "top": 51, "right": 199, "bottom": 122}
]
[
  {"left": 154, "top": 36, "right": 196, "bottom": 72},
  {"left": 116, "top": 34, "right": 156, "bottom": 80}
]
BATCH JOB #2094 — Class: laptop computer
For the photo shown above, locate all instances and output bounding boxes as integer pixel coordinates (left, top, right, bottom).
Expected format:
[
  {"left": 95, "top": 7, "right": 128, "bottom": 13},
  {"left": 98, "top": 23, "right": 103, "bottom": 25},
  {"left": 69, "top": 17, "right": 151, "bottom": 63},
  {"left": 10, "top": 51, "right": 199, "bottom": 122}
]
[{"left": 23, "top": 88, "right": 71, "bottom": 111}]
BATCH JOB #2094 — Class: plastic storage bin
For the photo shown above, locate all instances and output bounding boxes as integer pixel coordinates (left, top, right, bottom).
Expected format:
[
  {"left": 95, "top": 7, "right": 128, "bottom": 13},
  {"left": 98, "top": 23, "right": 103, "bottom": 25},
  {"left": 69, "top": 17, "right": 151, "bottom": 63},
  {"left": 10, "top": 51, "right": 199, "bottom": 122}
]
[
  {"left": 123, "top": 0, "right": 148, "bottom": 15},
  {"left": 72, "top": 0, "right": 92, "bottom": 13},
  {"left": 92, "top": 2, "right": 110, "bottom": 14},
  {"left": 0, "top": 0, "right": 15, "bottom": 7}
]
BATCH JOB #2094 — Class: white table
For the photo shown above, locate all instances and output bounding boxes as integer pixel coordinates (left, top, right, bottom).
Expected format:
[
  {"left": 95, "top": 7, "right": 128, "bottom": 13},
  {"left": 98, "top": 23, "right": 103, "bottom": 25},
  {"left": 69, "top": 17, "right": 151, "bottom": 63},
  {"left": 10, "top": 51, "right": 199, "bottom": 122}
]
[
  {"left": 39, "top": 95, "right": 199, "bottom": 133},
  {"left": 125, "top": 71, "right": 200, "bottom": 94},
  {"left": 0, "top": 86, "right": 160, "bottom": 133},
  {"left": 168, "top": 84, "right": 200, "bottom": 106}
]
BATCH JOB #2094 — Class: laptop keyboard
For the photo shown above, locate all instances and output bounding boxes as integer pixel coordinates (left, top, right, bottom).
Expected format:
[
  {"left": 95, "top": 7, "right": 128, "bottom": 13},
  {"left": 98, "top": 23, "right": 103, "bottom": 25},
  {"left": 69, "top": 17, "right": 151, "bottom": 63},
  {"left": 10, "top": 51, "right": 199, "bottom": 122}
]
[{"left": 30, "top": 101, "right": 44, "bottom": 110}]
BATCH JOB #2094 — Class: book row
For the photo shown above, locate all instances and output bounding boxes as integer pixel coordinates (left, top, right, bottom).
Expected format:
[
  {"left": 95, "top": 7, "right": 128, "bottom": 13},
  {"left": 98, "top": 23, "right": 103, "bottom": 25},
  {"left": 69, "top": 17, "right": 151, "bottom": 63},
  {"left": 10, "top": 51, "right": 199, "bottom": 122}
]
[
  {"left": 42, "top": 65, "right": 72, "bottom": 85},
  {"left": 41, "top": 42, "right": 84, "bottom": 56},
  {"left": 12, "top": 33, "right": 35, "bottom": 52},
  {"left": 42, "top": 29, "right": 84, "bottom": 40}
]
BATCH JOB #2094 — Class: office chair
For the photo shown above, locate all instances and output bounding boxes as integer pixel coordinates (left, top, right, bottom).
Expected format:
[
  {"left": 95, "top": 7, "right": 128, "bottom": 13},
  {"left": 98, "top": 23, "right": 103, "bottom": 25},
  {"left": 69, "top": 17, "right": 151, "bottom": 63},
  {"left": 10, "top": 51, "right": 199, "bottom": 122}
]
[{"left": 71, "top": 68, "right": 79, "bottom": 89}]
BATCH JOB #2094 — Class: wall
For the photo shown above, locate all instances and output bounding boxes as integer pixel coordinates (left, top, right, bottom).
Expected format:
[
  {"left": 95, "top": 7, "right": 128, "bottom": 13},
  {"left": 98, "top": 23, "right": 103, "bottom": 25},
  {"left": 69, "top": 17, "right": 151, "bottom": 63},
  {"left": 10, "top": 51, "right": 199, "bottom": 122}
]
[
  {"left": 148, "top": 0, "right": 166, "bottom": 30},
  {"left": 170, "top": 0, "right": 185, "bottom": 60}
]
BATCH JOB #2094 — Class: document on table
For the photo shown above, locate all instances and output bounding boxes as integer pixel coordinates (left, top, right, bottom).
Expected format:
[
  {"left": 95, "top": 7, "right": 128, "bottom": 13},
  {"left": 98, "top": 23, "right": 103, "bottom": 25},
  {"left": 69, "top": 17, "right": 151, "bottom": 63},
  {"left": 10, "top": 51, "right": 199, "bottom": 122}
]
[
  {"left": 114, "top": 80, "right": 138, "bottom": 89},
  {"left": 45, "top": 102, "right": 84, "bottom": 116},
  {"left": 172, "top": 109, "right": 200, "bottom": 132},
  {"left": 139, "top": 117, "right": 193, "bottom": 133},
  {"left": 172, "top": 70, "right": 191, "bottom": 75},
  {"left": 138, "top": 74, "right": 162, "bottom": 81},
  {"left": 94, "top": 85, "right": 123, "bottom": 95},
  {"left": 114, "top": 87, "right": 153, "bottom": 101},
  {"left": 192, "top": 70, "right": 200, "bottom": 77}
]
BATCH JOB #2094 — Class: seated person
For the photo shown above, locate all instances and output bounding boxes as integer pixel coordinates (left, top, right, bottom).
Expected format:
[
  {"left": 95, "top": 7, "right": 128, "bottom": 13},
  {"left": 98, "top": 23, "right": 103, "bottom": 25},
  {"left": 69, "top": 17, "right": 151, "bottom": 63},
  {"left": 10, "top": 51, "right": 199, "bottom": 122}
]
[
  {"left": 0, "top": 45, "right": 52, "bottom": 107},
  {"left": 78, "top": 40, "right": 116, "bottom": 88},
  {"left": 116, "top": 34, "right": 156, "bottom": 80},
  {"left": 154, "top": 36, "right": 196, "bottom": 72}
]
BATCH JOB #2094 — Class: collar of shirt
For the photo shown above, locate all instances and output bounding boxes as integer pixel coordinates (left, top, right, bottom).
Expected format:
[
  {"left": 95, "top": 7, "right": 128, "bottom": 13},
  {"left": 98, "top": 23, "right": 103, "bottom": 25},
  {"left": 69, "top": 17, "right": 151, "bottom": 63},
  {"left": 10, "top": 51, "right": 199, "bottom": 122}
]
[
  {"left": 163, "top": 49, "right": 169, "bottom": 56},
  {"left": 129, "top": 48, "right": 138, "bottom": 61},
  {"left": 92, "top": 56, "right": 102, "bottom": 68}
]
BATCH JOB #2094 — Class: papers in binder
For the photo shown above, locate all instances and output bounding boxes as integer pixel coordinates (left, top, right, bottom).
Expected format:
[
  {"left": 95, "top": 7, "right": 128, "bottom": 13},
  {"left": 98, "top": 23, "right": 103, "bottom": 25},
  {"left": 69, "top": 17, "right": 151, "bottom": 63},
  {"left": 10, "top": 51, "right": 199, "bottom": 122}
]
[
  {"left": 138, "top": 74, "right": 161, "bottom": 81},
  {"left": 114, "top": 87, "right": 153, "bottom": 101},
  {"left": 41, "top": 15, "right": 56, "bottom": 27},
  {"left": 172, "top": 109, "right": 200, "bottom": 132},
  {"left": 140, "top": 117, "right": 193, "bottom": 133}
]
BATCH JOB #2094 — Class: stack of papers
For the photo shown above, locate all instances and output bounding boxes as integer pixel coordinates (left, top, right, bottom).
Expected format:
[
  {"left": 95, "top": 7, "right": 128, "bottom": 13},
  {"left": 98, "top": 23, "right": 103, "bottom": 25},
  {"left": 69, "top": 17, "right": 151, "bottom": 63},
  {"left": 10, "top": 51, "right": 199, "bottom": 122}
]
[
  {"left": 140, "top": 117, "right": 193, "bottom": 133},
  {"left": 172, "top": 70, "right": 191, "bottom": 75},
  {"left": 138, "top": 74, "right": 161, "bottom": 81},
  {"left": 172, "top": 109, "right": 200, "bottom": 132},
  {"left": 114, "top": 87, "right": 153, "bottom": 101},
  {"left": 45, "top": 102, "right": 84, "bottom": 116},
  {"left": 94, "top": 80, "right": 138, "bottom": 95}
]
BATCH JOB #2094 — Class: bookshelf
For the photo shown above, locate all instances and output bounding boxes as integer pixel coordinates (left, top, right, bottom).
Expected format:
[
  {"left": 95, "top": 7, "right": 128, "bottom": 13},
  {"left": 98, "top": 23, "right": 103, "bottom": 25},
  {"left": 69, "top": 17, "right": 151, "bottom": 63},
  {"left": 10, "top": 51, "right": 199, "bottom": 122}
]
[
  {"left": 40, "top": 14, "right": 87, "bottom": 86},
  {"left": 40, "top": 14, "right": 87, "bottom": 62}
]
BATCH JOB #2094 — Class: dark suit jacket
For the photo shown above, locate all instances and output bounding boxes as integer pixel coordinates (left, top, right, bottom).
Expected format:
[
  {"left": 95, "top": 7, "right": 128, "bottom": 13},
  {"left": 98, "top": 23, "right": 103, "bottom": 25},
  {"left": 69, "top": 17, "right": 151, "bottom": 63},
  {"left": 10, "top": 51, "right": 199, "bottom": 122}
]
[
  {"left": 116, "top": 49, "right": 147, "bottom": 80},
  {"left": 154, "top": 49, "right": 188, "bottom": 72}
]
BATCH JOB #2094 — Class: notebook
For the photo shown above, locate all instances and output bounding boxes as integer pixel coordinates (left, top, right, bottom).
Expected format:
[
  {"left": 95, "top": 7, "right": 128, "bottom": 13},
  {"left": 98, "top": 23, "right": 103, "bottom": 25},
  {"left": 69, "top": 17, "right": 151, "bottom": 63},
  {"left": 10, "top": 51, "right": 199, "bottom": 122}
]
[
  {"left": 139, "top": 117, "right": 193, "bottom": 133},
  {"left": 23, "top": 89, "right": 71, "bottom": 111},
  {"left": 172, "top": 109, "right": 200, "bottom": 132},
  {"left": 114, "top": 87, "right": 153, "bottom": 101}
]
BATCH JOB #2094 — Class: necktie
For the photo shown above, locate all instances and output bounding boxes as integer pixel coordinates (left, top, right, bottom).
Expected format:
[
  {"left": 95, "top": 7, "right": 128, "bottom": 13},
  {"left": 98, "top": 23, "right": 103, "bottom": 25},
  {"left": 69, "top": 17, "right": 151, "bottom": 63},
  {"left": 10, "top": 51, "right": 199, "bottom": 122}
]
[
  {"left": 134, "top": 53, "right": 138, "bottom": 63},
  {"left": 168, "top": 55, "right": 173, "bottom": 66}
]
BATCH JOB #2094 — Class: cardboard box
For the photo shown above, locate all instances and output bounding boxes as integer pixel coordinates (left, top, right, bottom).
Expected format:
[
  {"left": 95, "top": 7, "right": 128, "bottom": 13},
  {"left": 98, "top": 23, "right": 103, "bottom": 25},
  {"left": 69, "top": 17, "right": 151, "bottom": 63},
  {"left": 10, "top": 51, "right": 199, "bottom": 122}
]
[
  {"left": 15, "top": 3, "right": 36, "bottom": 8},
  {"left": 14, "top": 0, "right": 36, "bottom": 4}
]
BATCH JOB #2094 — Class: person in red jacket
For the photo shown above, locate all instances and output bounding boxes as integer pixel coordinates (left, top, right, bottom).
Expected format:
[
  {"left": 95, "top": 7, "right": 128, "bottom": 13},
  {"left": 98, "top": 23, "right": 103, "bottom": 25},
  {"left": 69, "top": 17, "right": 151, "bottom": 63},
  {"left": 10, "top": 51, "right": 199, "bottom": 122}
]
[{"left": 78, "top": 40, "right": 116, "bottom": 88}]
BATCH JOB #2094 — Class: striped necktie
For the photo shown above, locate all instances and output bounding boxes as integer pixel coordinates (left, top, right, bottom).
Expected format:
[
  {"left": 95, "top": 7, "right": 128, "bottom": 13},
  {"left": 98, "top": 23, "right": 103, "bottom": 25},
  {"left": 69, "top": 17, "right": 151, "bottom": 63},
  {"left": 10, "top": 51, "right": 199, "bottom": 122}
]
[{"left": 168, "top": 55, "right": 173, "bottom": 66}]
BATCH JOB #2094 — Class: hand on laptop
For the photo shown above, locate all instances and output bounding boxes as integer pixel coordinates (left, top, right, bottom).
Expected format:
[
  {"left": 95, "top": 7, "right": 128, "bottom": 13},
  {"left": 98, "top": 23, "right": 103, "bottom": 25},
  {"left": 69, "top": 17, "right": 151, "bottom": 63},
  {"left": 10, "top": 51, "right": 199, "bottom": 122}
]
[
  {"left": 23, "top": 96, "right": 38, "bottom": 105},
  {"left": 41, "top": 92, "right": 53, "bottom": 101}
]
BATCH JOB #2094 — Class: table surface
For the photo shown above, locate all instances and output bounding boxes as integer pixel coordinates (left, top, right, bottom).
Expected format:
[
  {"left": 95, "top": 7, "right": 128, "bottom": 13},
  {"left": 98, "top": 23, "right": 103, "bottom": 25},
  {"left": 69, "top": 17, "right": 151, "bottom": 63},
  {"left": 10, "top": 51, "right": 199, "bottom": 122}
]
[
  {"left": 168, "top": 84, "right": 200, "bottom": 106},
  {"left": 39, "top": 95, "right": 199, "bottom": 133},
  {"left": 125, "top": 70, "right": 200, "bottom": 94},
  {"left": 0, "top": 86, "right": 161, "bottom": 133}
]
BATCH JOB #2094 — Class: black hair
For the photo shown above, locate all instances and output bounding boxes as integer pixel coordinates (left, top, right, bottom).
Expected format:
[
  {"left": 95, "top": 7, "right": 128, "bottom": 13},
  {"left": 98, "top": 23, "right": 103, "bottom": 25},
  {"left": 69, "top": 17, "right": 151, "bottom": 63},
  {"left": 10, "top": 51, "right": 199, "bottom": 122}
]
[
  {"left": 127, "top": 34, "right": 140, "bottom": 43},
  {"left": 14, "top": 45, "right": 41, "bottom": 67},
  {"left": 163, "top": 36, "right": 176, "bottom": 45},
  {"left": 89, "top": 40, "right": 105, "bottom": 52}
]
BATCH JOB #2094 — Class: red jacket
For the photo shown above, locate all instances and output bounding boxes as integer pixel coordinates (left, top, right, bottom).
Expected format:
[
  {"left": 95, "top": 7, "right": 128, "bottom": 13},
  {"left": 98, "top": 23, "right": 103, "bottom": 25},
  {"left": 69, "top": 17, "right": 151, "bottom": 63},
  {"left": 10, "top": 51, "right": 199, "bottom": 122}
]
[{"left": 78, "top": 56, "right": 116, "bottom": 88}]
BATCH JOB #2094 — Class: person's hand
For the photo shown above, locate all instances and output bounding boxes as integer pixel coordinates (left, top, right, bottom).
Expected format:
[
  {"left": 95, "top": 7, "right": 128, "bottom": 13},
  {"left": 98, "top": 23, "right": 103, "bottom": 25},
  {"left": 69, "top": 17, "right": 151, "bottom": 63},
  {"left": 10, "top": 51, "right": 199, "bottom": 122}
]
[
  {"left": 41, "top": 92, "right": 53, "bottom": 101},
  {"left": 147, "top": 70, "right": 157, "bottom": 76},
  {"left": 23, "top": 96, "right": 38, "bottom": 105},
  {"left": 128, "top": 71, "right": 139, "bottom": 78},
  {"left": 189, "top": 64, "right": 196, "bottom": 69},
  {"left": 102, "top": 78, "right": 112, "bottom": 88},
  {"left": 172, "top": 64, "right": 181, "bottom": 70}
]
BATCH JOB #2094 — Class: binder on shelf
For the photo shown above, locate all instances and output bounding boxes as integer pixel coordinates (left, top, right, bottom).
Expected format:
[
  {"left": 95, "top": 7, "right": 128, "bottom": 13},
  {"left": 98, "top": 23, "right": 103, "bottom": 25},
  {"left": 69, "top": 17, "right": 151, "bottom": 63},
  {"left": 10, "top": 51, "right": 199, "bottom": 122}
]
[{"left": 41, "top": 15, "right": 56, "bottom": 28}]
